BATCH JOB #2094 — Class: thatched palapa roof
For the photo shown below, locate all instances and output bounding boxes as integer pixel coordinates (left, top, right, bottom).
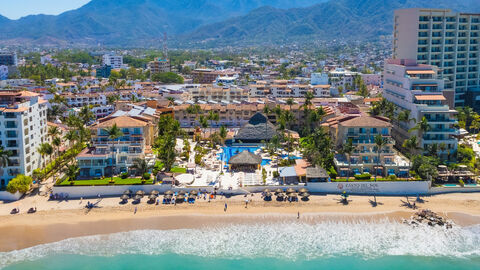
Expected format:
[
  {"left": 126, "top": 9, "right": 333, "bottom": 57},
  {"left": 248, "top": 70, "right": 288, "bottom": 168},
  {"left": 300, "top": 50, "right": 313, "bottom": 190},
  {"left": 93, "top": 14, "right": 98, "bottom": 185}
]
[
  {"left": 228, "top": 150, "right": 262, "bottom": 165},
  {"left": 234, "top": 113, "right": 277, "bottom": 141}
]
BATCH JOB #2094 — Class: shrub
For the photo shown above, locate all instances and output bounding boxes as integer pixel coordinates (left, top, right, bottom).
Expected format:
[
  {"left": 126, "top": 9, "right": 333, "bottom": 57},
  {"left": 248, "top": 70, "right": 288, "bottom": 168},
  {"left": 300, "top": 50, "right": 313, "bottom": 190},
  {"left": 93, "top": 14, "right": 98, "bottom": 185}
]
[
  {"left": 354, "top": 173, "right": 371, "bottom": 180},
  {"left": 328, "top": 166, "right": 338, "bottom": 179},
  {"left": 6, "top": 175, "right": 33, "bottom": 194},
  {"left": 120, "top": 172, "right": 128, "bottom": 179},
  {"left": 459, "top": 179, "right": 465, "bottom": 187},
  {"left": 388, "top": 175, "right": 397, "bottom": 181},
  {"left": 142, "top": 172, "right": 151, "bottom": 180},
  {"left": 272, "top": 171, "right": 280, "bottom": 178}
]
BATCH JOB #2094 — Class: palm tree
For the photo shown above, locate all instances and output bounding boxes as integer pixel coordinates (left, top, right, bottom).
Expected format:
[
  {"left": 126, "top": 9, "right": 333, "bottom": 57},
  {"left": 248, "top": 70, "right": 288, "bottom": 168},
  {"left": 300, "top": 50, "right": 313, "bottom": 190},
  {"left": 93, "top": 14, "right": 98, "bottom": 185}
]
[
  {"left": 64, "top": 130, "right": 79, "bottom": 147},
  {"left": 409, "top": 116, "right": 431, "bottom": 134},
  {"left": 52, "top": 137, "right": 62, "bottom": 158},
  {"left": 166, "top": 97, "right": 175, "bottom": 107},
  {"left": 104, "top": 124, "right": 124, "bottom": 179},
  {"left": 48, "top": 126, "right": 60, "bottom": 139},
  {"left": 219, "top": 125, "right": 228, "bottom": 145},
  {"left": 303, "top": 91, "right": 315, "bottom": 135},
  {"left": 374, "top": 134, "right": 387, "bottom": 181},
  {"left": 79, "top": 105, "right": 95, "bottom": 124},
  {"left": 63, "top": 164, "right": 80, "bottom": 182},
  {"left": 402, "top": 135, "right": 421, "bottom": 169},
  {"left": 199, "top": 115, "right": 209, "bottom": 141},
  {"left": 207, "top": 111, "right": 219, "bottom": 136},
  {"left": 37, "top": 143, "right": 53, "bottom": 180},
  {"left": 130, "top": 158, "right": 151, "bottom": 177},
  {"left": 341, "top": 139, "right": 355, "bottom": 181},
  {"left": 186, "top": 104, "right": 201, "bottom": 127},
  {"left": 0, "top": 147, "right": 12, "bottom": 177},
  {"left": 263, "top": 104, "right": 271, "bottom": 136},
  {"left": 286, "top": 98, "right": 294, "bottom": 112}
]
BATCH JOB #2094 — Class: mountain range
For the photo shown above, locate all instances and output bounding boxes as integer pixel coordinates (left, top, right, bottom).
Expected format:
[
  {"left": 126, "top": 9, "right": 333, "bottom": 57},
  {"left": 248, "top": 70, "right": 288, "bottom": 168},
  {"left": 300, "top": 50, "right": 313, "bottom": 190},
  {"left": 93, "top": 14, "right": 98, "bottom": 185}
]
[{"left": 0, "top": 0, "right": 479, "bottom": 47}]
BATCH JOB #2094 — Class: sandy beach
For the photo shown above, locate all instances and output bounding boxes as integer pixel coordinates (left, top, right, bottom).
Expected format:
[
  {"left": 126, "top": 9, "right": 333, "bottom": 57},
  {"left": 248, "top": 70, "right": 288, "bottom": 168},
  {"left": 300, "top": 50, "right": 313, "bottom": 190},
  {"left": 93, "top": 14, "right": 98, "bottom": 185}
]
[{"left": 1, "top": 192, "right": 480, "bottom": 252}]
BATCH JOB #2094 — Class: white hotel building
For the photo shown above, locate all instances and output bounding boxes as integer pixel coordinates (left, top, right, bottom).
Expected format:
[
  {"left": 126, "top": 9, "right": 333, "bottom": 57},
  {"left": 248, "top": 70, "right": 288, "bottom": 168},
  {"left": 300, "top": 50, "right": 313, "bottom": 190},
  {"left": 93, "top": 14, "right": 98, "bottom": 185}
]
[
  {"left": 383, "top": 59, "right": 458, "bottom": 160},
  {"left": 0, "top": 91, "right": 48, "bottom": 188},
  {"left": 102, "top": 54, "right": 124, "bottom": 69},
  {"left": 393, "top": 8, "right": 480, "bottom": 108}
]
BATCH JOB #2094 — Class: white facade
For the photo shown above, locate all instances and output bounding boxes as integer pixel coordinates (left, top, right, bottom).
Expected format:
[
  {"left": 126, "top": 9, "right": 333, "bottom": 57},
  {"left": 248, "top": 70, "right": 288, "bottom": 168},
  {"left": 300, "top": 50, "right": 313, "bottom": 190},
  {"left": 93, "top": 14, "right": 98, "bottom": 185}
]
[
  {"left": 393, "top": 8, "right": 480, "bottom": 107},
  {"left": 311, "top": 73, "right": 329, "bottom": 85},
  {"left": 383, "top": 59, "right": 458, "bottom": 160},
  {"left": 102, "top": 54, "right": 123, "bottom": 69},
  {"left": 0, "top": 93, "right": 48, "bottom": 187}
]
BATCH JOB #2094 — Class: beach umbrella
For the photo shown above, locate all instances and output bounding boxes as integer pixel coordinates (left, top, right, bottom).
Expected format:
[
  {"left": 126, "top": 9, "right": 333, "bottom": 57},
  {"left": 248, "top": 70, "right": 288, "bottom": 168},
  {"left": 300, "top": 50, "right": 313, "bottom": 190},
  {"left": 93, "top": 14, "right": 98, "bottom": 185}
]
[
  {"left": 263, "top": 188, "right": 271, "bottom": 193},
  {"left": 189, "top": 190, "right": 198, "bottom": 195},
  {"left": 176, "top": 194, "right": 185, "bottom": 202},
  {"left": 188, "top": 194, "right": 197, "bottom": 199},
  {"left": 150, "top": 190, "right": 160, "bottom": 196},
  {"left": 298, "top": 188, "right": 309, "bottom": 194},
  {"left": 164, "top": 190, "right": 174, "bottom": 195},
  {"left": 120, "top": 194, "right": 129, "bottom": 201},
  {"left": 134, "top": 194, "right": 142, "bottom": 201},
  {"left": 123, "top": 190, "right": 132, "bottom": 195},
  {"left": 135, "top": 190, "right": 145, "bottom": 197},
  {"left": 148, "top": 194, "right": 158, "bottom": 200},
  {"left": 286, "top": 188, "right": 296, "bottom": 194},
  {"left": 288, "top": 192, "right": 298, "bottom": 198},
  {"left": 164, "top": 194, "right": 173, "bottom": 199},
  {"left": 301, "top": 192, "right": 310, "bottom": 198},
  {"left": 265, "top": 192, "right": 273, "bottom": 197},
  {"left": 178, "top": 190, "right": 186, "bottom": 195},
  {"left": 274, "top": 188, "right": 283, "bottom": 195},
  {"left": 276, "top": 192, "right": 285, "bottom": 197}
]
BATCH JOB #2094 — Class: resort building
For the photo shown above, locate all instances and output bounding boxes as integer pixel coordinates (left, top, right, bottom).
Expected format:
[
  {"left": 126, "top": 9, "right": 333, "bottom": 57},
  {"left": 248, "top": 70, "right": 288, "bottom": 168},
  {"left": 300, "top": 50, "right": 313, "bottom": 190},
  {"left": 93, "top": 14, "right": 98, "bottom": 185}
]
[
  {"left": 233, "top": 113, "right": 277, "bottom": 144},
  {"left": 0, "top": 90, "right": 48, "bottom": 188},
  {"left": 173, "top": 102, "right": 335, "bottom": 131},
  {"left": 0, "top": 52, "right": 18, "bottom": 66},
  {"left": 383, "top": 59, "right": 458, "bottom": 159},
  {"left": 393, "top": 8, "right": 480, "bottom": 107},
  {"left": 189, "top": 84, "right": 249, "bottom": 102},
  {"left": 76, "top": 110, "right": 159, "bottom": 178},
  {"left": 327, "top": 115, "right": 410, "bottom": 177}
]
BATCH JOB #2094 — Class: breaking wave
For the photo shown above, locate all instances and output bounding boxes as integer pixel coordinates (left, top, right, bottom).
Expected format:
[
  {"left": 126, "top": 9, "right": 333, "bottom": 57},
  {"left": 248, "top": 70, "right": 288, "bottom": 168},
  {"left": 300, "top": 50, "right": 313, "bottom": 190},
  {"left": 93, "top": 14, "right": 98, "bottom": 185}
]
[{"left": 1, "top": 221, "right": 480, "bottom": 268}]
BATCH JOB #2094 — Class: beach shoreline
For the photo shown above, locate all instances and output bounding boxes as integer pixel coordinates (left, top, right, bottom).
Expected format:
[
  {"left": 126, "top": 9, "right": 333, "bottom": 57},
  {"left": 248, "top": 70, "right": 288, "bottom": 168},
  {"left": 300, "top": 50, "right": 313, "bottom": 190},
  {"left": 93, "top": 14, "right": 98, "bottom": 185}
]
[{"left": 2, "top": 193, "right": 480, "bottom": 252}]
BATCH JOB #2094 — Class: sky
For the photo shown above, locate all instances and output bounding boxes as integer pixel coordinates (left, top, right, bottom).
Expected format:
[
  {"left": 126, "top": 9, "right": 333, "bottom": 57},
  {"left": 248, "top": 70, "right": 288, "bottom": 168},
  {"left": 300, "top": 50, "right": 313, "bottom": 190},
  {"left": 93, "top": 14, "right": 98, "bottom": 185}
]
[{"left": 0, "top": 0, "right": 91, "bottom": 20}]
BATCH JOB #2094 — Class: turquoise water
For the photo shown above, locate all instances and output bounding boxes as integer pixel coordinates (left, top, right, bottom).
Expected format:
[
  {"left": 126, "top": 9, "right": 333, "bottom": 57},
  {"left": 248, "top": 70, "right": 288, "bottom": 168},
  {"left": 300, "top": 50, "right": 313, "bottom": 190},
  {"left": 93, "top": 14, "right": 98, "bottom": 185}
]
[
  {"left": 5, "top": 254, "right": 480, "bottom": 270},
  {"left": 217, "top": 146, "right": 261, "bottom": 163},
  {"left": 2, "top": 222, "right": 480, "bottom": 269}
]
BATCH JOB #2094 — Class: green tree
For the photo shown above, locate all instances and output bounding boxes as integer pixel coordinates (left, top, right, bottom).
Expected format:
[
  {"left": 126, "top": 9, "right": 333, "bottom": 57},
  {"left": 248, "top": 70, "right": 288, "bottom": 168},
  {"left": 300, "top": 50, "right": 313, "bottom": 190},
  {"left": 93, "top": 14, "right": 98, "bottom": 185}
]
[
  {"left": 104, "top": 124, "right": 124, "bottom": 179},
  {"left": 79, "top": 105, "right": 95, "bottom": 124},
  {"left": 63, "top": 164, "right": 80, "bottom": 182},
  {"left": 340, "top": 139, "right": 355, "bottom": 181},
  {"left": 130, "top": 158, "right": 152, "bottom": 176},
  {"left": 374, "top": 134, "right": 388, "bottom": 181},
  {"left": 37, "top": 143, "right": 53, "bottom": 179},
  {"left": 151, "top": 72, "right": 184, "bottom": 84},
  {"left": 6, "top": 175, "right": 33, "bottom": 194},
  {"left": 219, "top": 125, "right": 228, "bottom": 145}
]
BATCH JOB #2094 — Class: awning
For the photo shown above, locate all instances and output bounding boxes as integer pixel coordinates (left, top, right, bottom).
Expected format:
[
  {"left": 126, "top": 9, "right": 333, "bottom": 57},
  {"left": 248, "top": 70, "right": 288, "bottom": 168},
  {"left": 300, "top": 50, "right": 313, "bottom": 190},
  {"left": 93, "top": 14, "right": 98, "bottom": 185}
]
[
  {"left": 406, "top": 70, "right": 435, "bottom": 75},
  {"left": 415, "top": 95, "right": 446, "bottom": 101}
]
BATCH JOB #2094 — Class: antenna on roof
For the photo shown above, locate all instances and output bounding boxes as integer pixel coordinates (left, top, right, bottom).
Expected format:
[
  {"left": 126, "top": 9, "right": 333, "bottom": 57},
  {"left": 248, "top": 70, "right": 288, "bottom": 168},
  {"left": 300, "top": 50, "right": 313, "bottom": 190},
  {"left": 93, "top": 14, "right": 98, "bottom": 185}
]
[{"left": 162, "top": 32, "right": 168, "bottom": 62}]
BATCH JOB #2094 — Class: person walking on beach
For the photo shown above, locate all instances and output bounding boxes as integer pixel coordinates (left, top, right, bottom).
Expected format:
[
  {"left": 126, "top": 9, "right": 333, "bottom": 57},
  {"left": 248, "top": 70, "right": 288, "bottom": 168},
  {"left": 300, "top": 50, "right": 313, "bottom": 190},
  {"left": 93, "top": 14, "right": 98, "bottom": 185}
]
[
  {"left": 245, "top": 199, "right": 249, "bottom": 208},
  {"left": 134, "top": 206, "right": 137, "bottom": 214},
  {"left": 297, "top": 211, "right": 300, "bottom": 219},
  {"left": 224, "top": 202, "right": 228, "bottom": 212}
]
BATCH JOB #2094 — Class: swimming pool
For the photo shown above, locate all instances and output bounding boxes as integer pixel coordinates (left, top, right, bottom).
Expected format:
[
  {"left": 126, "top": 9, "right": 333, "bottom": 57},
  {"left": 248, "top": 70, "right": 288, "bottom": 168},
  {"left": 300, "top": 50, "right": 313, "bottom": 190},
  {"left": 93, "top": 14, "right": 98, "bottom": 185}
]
[{"left": 217, "top": 146, "right": 260, "bottom": 164}]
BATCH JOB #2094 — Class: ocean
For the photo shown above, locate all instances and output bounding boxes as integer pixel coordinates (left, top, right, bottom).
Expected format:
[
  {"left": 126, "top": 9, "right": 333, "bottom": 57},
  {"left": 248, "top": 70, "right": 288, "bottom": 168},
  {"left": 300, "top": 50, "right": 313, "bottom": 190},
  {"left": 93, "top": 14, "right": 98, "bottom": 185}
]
[{"left": 2, "top": 221, "right": 480, "bottom": 269}]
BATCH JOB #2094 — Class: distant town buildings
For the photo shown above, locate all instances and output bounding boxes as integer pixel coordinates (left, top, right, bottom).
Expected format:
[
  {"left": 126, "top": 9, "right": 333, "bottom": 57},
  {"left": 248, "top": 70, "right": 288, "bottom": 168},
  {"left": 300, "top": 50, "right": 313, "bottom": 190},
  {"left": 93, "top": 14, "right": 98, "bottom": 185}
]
[
  {"left": 148, "top": 59, "right": 170, "bottom": 74},
  {"left": 0, "top": 52, "right": 18, "bottom": 66},
  {"left": 102, "top": 53, "right": 123, "bottom": 69},
  {"left": 393, "top": 8, "right": 480, "bottom": 108}
]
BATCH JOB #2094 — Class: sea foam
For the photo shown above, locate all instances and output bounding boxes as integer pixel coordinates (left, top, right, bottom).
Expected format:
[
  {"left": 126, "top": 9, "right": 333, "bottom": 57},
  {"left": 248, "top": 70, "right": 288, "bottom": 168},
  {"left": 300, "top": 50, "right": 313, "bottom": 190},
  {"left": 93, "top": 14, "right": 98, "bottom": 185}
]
[{"left": 1, "top": 221, "right": 480, "bottom": 268}]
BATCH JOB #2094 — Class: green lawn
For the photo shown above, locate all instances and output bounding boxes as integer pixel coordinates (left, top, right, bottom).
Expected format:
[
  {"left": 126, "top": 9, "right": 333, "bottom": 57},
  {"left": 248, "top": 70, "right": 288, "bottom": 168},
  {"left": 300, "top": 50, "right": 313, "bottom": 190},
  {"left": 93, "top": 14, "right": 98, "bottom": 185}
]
[
  {"left": 170, "top": 167, "right": 187, "bottom": 173},
  {"left": 58, "top": 177, "right": 154, "bottom": 186}
]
